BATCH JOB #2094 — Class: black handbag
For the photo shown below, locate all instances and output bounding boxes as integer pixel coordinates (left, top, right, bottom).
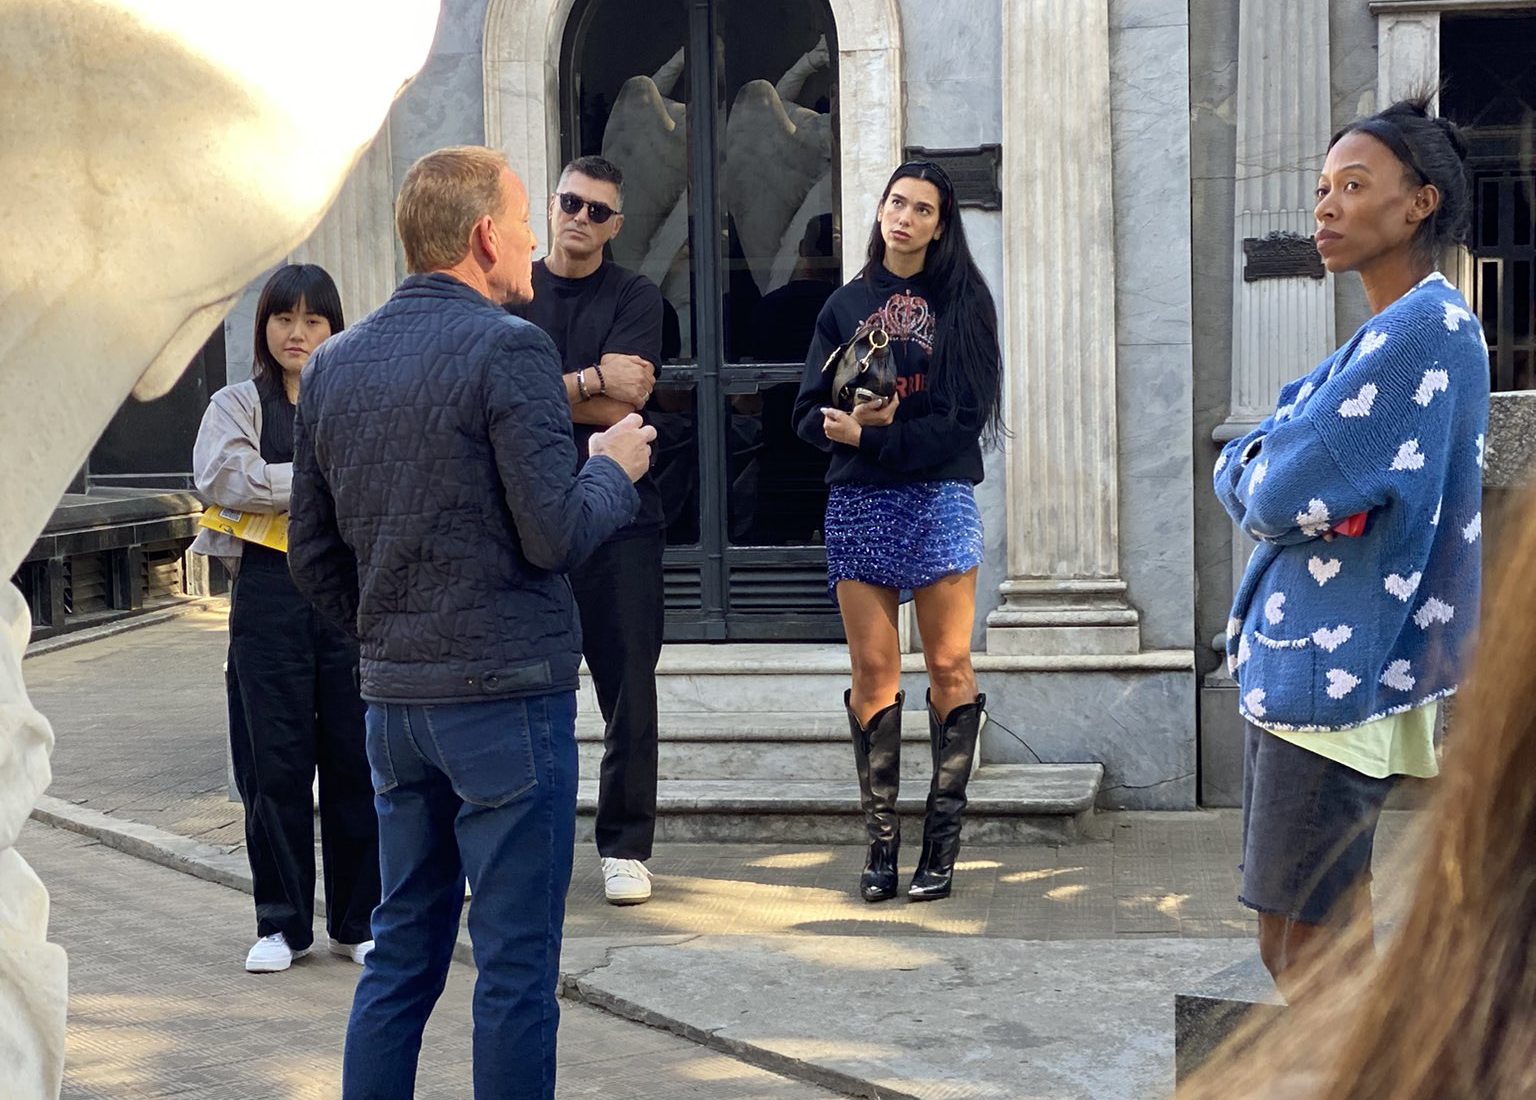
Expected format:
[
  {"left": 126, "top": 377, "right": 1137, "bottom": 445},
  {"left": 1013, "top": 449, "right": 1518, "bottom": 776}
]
[{"left": 821, "top": 325, "right": 894, "bottom": 413}]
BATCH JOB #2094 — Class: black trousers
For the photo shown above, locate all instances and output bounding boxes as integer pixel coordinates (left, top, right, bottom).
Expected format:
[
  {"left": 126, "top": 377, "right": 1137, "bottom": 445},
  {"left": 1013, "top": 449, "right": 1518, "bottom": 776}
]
[
  {"left": 568, "top": 529, "right": 665, "bottom": 860},
  {"left": 229, "top": 551, "right": 380, "bottom": 949}
]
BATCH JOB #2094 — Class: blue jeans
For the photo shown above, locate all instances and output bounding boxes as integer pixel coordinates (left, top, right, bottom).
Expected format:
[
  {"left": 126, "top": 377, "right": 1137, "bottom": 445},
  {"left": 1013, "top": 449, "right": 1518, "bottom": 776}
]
[{"left": 342, "top": 692, "right": 577, "bottom": 1100}]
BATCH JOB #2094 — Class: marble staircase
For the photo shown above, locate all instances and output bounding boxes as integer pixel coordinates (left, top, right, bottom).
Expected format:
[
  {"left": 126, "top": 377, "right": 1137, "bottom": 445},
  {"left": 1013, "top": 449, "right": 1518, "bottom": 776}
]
[{"left": 574, "top": 644, "right": 1104, "bottom": 844}]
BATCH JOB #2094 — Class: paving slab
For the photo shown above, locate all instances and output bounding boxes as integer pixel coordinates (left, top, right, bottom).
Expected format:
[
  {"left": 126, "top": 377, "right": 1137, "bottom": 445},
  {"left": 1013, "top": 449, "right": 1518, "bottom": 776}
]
[
  {"left": 20, "top": 820, "right": 839, "bottom": 1099},
  {"left": 563, "top": 933, "right": 1256, "bottom": 1100}
]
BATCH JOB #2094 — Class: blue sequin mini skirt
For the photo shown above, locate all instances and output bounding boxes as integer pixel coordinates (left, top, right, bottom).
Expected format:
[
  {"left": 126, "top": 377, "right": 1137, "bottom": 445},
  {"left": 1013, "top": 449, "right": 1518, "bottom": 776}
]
[{"left": 824, "top": 480, "right": 984, "bottom": 602}]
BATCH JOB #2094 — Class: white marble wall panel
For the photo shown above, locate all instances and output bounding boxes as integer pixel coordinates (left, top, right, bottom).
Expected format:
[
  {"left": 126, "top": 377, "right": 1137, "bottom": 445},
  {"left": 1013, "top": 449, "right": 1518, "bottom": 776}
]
[
  {"left": 221, "top": 274, "right": 269, "bottom": 386},
  {"left": 897, "top": 0, "right": 1002, "bottom": 147},
  {"left": 389, "top": 45, "right": 490, "bottom": 197},
  {"left": 984, "top": 670, "right": 1198, "bottom": 809},
  {"left": 963, "top": 210, "right": 1009, "bottom": 647},
  {"left": 1110, "top": 9, "right": 1195, "bottom": 650}
]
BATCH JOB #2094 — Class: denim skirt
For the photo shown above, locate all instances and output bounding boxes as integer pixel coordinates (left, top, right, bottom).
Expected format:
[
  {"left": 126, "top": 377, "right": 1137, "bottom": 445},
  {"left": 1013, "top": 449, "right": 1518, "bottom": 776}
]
[{"left": 823, "top": 479, "right": 984, "bottom": 602}]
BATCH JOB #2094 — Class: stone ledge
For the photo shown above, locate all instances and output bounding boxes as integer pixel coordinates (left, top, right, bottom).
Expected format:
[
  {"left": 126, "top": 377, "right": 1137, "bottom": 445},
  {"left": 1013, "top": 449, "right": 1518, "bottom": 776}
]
[
  {"left": 1485, "top": 391, "right": 1536, "bottom": 489},
  {"left": 574, "top": 711, "right": 932, "bottom": 741},
  {"left": 607, "top": 645, "right": 1196, "bottom": 676},
  {"left": 574, "top": 765, "right": 1105, "bottom": 844}
]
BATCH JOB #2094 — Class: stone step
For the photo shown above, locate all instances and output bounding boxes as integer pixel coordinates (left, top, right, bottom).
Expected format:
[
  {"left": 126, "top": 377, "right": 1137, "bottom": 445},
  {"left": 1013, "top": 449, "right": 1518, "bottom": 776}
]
[
  {"left": 575, "top": 710, "right": 935, "bottom": 781},
  {"left": 576, "top": 644, "right": 906, "bottom": 716},
  {"left": 574, "top": 763, "right": 1104, "bottom": 845}
]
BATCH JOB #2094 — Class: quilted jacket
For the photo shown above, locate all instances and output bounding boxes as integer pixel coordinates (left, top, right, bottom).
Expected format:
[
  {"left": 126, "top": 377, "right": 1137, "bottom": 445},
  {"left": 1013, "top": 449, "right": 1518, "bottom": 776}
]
[{"left": 288, "top": 273, "right": 639, "bottom": 703}]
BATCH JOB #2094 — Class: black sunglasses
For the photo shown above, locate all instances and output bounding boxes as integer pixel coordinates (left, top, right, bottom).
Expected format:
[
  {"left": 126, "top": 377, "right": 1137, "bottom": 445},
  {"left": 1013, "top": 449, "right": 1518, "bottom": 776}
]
[{"left": 556, "top": 191, "right": 619, "bottom": 224}]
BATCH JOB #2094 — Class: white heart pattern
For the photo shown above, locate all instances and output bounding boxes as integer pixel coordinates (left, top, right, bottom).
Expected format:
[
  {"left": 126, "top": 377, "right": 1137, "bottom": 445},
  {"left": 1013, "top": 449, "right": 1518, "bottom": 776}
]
[
  {"left": 1214, "top": 452, "right": 1228, "bottom": 475},
  {"left": 1359, "top": 330, "right": 1389, "bottom": 356},
  {"left": 1243, "top": 688, "right": 1267, "bottom": 718},
  {"left": 1326, "top": 669, "right": 1361, "bottom": 699},
  {"left": 1295, "top": 380, "right": 1315, "bottom": 404},
  {"left": 1412, "top": 369, "right": 1449, "bottom": 407},
  {"left": 1248, "top": 460, "right": 1268, "bottom": 496},
  {"left": 1296, "top": 499, "right": 1331, "bottom": 537},
  {"left": 1384, "top": 572, "right": 1422, "bottom": 602},
  {"left": 1476, "top": 434, "right": 1486, "bottom": 470},
  {"left": 1391, "top": 439, "right": 1426, "bottom": 471},
  {"left": 1311, "top": 624, "right": 1354, "bottom": 652},
  {"left": 1463, "top": 513, "right": 1482, "bottom": 543},
  {"left": 1380, "top": 659, "right": 1416, "bottom": 692},
  {"left": 1413, "top": 597, "right": 1455, "bottom": 629},
  {"left": 1307, "top": 556, "right": 1342, "bottom": 586},
  {"left": 1264, "top": 592, "right": 1286, "bottom": 625},
  {"left": 1443, "top": 302, "right": 1473, "bottom": 331},
  {"left": 1338, "top": 383, "right": 1378, "bottom": 418},
  {"left": 1227, "top": 616, "right": 1242, "bottom": 638},
  {"left": 1430, "top": 498, "right": 1442, "bottom": 526},
  {"left": 1235, "top": 633, "right": 1252, "bottom": 669}
]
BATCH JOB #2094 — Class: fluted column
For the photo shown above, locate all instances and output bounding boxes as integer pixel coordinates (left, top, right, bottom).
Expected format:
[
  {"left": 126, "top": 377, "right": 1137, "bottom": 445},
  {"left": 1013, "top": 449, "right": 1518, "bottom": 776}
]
[
  {"left": 985, "top": 0, "right": 1139, "bottom": 657},
  {"left": 1221, "top": 0, "right": 1335, "bottom": 602},
  {"left": 291, "top": 126, "right": 399, "bottom": 320},
  {"left": 1226, "top": 0, "right": 1335, "bottom": 424}
]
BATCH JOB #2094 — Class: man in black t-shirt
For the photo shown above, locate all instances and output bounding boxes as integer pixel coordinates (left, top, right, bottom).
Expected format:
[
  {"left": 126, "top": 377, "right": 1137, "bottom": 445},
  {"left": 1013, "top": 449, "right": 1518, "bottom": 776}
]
[{"left": 509, "top": 155, "right": 666, "bottom": 905}]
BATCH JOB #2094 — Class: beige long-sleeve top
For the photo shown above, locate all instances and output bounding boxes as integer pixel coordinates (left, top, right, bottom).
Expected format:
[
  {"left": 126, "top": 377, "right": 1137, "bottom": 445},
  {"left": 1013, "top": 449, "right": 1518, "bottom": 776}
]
[{"left": 189, "top": 380, "right": 291, "bottom": 571}]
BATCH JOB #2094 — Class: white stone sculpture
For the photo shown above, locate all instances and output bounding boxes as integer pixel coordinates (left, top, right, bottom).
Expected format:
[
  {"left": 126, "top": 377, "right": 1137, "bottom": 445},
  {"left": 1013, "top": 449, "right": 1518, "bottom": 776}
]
[{"left": 0, "top": 3, "right": 437, "bottom": 1095}]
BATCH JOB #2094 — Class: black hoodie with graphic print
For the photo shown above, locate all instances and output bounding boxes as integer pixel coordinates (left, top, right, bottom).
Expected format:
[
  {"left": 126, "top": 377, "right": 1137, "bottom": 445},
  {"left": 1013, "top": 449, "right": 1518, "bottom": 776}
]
[{"left": 792, "top": 266, "right": 986, "bottom": 487}]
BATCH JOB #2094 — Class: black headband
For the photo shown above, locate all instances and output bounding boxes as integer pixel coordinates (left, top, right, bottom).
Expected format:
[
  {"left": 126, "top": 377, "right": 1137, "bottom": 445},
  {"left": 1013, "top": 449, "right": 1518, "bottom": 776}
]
[{"left": 1346, "top": 119, "right": 1432, "bottom": 187}]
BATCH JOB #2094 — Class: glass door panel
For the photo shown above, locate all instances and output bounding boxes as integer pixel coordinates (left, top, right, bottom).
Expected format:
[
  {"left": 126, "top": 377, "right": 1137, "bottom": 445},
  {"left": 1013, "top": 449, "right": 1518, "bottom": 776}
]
[{"left": 563, "top": 0, "right": 843, "bottom": 640}]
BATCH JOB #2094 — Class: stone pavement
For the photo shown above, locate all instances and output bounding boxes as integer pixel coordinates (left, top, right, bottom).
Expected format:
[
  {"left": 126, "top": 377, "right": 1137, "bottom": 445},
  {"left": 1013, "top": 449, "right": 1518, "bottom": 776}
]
[
  {"left": 20, "top": 820, "right": 836, "bottom": 1099},
  {"left": 20, "top": 609, "right": 1428, "bottom": 1097}
]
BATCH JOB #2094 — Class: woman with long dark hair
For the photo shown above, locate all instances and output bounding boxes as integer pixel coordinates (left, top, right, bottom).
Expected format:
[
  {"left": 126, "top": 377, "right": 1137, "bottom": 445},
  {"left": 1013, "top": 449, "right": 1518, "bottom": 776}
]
[
  {"left": 793, "top": 161, "right": 1002, "bottom": 903},
  {"left": 1214, "top": 97, "right": 1487, "bottom": 991},
  {"left": 192, "top": 263, "right": 380, "bottom": 972}
]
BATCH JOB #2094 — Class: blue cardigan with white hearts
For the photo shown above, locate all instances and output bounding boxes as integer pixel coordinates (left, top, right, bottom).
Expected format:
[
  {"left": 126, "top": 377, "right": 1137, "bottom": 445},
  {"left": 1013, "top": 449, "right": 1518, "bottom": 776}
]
[{"left": 1215, "top": 273, "right": 1489, "bottom": 732}]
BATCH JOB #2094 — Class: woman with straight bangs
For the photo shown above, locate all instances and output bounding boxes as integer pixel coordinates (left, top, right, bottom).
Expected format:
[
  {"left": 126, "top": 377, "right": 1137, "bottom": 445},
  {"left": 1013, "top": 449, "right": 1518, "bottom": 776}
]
[
  {"left": 1214, "top": 98, "right": 1488, "bottom": 993},
  {"left": 192, "top": 263, "right": 380, "bottom": 974},
  {"left": 793, "top": 160, "right": 1002, "bottom": 904}
]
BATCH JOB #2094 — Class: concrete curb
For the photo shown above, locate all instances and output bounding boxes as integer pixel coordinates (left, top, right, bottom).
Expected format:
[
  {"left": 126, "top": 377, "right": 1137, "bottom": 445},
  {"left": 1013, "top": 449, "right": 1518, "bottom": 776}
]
[
  {"left": 26, "top": 798, "right": 872, "bottom": 1098},
  {"left": 24, "top": 598, "right": 220, "bottom": 659}
]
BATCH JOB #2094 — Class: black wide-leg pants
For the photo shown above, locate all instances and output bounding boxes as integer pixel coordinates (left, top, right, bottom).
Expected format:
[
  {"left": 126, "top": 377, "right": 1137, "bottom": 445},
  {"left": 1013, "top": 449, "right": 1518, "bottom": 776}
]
[
  {"left": 229, "top": 551, "right": 380, "bottom": 949},
  {"left": 568, "top": 530, "right": 665, "bottom": 861}
]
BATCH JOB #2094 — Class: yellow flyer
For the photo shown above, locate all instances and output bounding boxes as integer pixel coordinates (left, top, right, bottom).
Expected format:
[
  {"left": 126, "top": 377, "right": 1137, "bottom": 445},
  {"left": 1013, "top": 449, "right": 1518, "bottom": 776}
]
[{"left": 198, "top": 506, "right": 289, "bottom": 553}]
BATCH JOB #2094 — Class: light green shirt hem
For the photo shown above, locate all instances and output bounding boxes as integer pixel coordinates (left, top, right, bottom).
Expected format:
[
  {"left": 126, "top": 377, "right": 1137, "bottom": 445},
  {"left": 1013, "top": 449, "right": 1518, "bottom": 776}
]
[{"left": 1262, "top": 702, "right": 1439, "bottom": 780}]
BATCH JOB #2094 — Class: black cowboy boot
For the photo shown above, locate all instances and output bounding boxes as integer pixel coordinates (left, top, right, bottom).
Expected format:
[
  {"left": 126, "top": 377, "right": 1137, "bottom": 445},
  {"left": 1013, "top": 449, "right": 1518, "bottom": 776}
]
[
  {"left": 909, "top": 692, "right": 985, "bottom": 902},
  {"left": 845, "top": 690, "right": 904, "bottom": 902}
]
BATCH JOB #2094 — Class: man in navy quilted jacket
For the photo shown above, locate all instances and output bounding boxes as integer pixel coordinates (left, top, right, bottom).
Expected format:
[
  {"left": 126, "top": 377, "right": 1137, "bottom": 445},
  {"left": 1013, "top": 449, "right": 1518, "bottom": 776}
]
[{"left": 288, "top": 145, "right": 654, "bottom": 1100}]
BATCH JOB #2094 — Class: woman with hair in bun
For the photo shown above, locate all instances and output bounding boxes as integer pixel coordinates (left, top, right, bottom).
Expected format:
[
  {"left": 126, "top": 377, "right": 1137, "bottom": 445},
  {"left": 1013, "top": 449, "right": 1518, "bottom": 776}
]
[
  {"left": 1214, "top": 98, "right": 1488, "bottom": 991},
  {"left": 793, "top": 161, "right": 1002, "bottom": 904}
]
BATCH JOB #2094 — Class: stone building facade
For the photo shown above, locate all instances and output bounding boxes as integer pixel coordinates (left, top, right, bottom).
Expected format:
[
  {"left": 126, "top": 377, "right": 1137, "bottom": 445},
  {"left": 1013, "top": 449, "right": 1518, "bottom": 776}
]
[{"left": 188, "top": 0, "right": 1536, "bottom": 810}]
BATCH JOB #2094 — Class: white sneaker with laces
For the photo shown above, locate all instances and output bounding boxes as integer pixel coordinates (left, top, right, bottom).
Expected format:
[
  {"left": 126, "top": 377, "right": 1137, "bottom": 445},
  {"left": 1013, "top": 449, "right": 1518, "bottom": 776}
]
[
  {"left": 245, "top": 933, "right": 310, "bottom": 973},
  {"left": 601, "top": 858, "right": 653, "bottom": 905},
  {"left": 328, "top": 937, "right": 375, "bottom": 965}
]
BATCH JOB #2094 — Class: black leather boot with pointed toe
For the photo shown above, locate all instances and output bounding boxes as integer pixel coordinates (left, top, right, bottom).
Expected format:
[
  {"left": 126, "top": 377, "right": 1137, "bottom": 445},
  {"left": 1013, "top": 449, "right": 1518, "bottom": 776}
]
[
  {"left": 845, "top": 690, "right": 904, "bottom": 902},
  {"left": 908, "top": 692, "right": 984, "bottom": 902}
]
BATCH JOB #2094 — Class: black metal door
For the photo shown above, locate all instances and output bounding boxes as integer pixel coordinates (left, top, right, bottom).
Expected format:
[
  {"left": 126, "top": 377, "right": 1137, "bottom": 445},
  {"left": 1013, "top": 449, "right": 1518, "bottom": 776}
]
[{"left": 562, "top": 0, "right": 844, "bottom": 640}]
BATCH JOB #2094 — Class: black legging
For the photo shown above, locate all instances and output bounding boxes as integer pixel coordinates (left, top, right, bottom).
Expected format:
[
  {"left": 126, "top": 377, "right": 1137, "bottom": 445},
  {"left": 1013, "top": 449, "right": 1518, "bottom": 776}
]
[{"left": 229, "top": 548, "right": 379, "bottom": 949}]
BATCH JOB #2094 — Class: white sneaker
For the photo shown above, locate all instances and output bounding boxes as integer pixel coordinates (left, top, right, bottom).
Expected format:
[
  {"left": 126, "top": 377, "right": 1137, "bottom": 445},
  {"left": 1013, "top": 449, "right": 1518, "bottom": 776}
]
[
  {"left": 245, "top": 933, "right": 310, "bottom": 973},
  {"left": 327, "top": 937, "right": 374, "bottom": 965},
  {"left": 601, "top": 858, "right": 653, "bottom": 905}
]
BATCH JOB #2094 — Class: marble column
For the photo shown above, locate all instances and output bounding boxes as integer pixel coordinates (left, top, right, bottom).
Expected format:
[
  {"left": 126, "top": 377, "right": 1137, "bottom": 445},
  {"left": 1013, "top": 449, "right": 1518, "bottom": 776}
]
[
  {"left": 1220, "top": 0, "right": 1337, "bottom": 603},
  {"left": 985, "top": 0, "right": 1139, "bottom": 657},
  {"left": 291, "top": 127, "right": 400, "bottom": 320},
  {"left": 1225, "top": 0, "right": 1335, "bottom": 427}
]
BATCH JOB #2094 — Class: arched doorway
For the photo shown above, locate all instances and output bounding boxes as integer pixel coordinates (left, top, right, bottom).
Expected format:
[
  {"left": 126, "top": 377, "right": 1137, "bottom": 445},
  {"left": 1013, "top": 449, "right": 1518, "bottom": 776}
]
[
  {"left": 484, "top": 0, "right": 903, "bottom": 640},
  {"left": 562, "top": 0, "right": 840, "bottom": 639}
]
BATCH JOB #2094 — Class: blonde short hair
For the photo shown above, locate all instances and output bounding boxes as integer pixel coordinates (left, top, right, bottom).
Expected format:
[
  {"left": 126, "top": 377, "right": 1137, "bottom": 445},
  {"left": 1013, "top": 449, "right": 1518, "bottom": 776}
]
[{"left": 395, "top": 146, "right": 511, "bottom": 273}]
